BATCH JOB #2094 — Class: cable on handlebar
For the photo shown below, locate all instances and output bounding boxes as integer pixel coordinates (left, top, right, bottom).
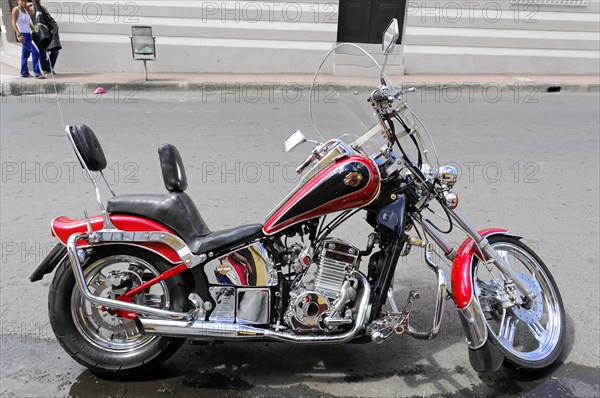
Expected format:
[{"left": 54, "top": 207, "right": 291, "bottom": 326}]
[
  {"left": 385, "top": 114, "right": 425, "bottom": 184},
  {"left": 394, "top": 114, "right": 423, "bottom": 169},
  {"left": 425, "top": 199, "right": 454, "bottom": 234}
]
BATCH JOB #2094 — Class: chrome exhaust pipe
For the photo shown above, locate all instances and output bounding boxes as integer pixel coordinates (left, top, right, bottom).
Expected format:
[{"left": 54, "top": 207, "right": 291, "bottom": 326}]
[{"left": 139, "top": 273, "right": 371, "bottom": 343}]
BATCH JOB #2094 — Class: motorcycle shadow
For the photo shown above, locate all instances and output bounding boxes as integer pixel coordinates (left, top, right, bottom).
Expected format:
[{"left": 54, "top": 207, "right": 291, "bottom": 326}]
[{"left": 67, "top": 305, "right": 575, "bottom": 398}]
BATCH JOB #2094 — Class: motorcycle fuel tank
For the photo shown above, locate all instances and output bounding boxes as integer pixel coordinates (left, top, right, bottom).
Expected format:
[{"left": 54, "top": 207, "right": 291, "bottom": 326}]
[{"left": 264, "top": 151, "right": 380, "bottom": 235}]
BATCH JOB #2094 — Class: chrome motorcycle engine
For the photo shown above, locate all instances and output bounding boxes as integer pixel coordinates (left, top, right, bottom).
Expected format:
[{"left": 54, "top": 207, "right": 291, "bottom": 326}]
[{"left": 285, "top": 238, "right": 360, "bottom": 333}]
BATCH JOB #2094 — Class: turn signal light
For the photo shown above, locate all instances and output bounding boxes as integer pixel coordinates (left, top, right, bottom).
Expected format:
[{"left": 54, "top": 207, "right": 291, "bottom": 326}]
[{"left": 443, "top": 191, "right": 459, "bottom": 209}]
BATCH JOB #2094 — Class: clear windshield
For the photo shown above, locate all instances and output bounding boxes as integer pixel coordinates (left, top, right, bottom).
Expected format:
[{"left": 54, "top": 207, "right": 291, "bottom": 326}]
[
  {"left": 309, "top": 43, "right": 439, "bottom": 180},
  {"left": 309, "top": 44, "right": 382, "bottom": 145}
]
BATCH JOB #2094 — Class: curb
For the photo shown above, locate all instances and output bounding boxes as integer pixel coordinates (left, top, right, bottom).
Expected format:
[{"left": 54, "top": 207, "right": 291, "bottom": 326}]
[
  {"left": 1, "top": 80, "right": 599, "bottom": 97},
  {"left": 0, "top": 81, "right": 316, "bottom": 96}
]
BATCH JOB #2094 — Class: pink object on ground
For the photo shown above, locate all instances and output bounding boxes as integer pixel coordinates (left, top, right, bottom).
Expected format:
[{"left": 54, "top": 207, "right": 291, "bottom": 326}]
[{"left": 94, "top": 87, "right": 107, "bottom": 94}]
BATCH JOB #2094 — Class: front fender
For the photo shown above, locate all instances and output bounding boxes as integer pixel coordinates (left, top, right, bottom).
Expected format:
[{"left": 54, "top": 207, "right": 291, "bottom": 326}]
[
  {"left": 451, "top": 228, "right": 519, "bottom": 310},
  {"left": 451, "top": 229, "right": 522, "bottom": 372}
]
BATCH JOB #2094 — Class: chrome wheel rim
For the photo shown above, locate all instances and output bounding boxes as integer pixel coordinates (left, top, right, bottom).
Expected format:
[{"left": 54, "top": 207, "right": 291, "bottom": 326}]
[
  {"left": 71, "top": 255, "right": 170, "bottom": 352},
  {"left": 475, "top": 243, "right": 562, "bottom": 362}
]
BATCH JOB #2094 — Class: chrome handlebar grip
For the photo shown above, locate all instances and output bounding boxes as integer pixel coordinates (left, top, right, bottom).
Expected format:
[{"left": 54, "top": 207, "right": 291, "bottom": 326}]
[
  {"left": 296, "top": 153, "right": 315, "bottom": 174},
  {"left": 395, "top": 87, "right": 416, "bottom": 97}
]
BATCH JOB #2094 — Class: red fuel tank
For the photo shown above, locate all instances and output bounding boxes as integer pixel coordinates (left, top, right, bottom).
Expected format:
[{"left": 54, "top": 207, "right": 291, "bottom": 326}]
[{"left": 264, "top": 154, "right": 380, "bottom": 235}]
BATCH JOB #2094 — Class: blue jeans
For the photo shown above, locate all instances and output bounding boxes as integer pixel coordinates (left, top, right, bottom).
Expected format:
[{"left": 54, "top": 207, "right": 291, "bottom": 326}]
[
  {"left": 20, "top": 33, "right": 41, "bottom": 76},
  {"left": 40, "top": 49, "right": 59, "bottom": 72}
]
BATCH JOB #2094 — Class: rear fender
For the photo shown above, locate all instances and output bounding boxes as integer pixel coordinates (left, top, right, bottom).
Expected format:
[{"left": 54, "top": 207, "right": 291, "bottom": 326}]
[
  {"left": 31, "top": 214, "right": 186, "bottom": 282},
  {"left": 29, "top": 242, "right": 67, "bottom": 282},
  {"left": 51, "top": 214, "right": 184, "bottom": 264}
]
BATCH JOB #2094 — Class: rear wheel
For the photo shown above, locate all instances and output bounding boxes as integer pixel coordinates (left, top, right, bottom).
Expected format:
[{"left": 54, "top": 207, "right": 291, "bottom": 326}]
[
  {"left": 49, "top": 246, "right": 187, "bottom": 376},
  {"left": 473, "top": 235, "right": 565, "bottom": 371}
]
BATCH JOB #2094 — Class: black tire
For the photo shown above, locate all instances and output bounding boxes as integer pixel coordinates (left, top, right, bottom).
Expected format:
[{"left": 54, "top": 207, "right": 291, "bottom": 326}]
[
  {"left": 49, "top": 246, "right": 187, "bottom": 376},
  {"left": 473, "top": 235, "right": 565, "bottom": 372}
]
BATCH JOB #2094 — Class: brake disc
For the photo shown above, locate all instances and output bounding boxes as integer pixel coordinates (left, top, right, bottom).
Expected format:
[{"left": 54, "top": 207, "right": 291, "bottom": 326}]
[{"left": 510, "top": 272, "right": 544, "bottom": 324}]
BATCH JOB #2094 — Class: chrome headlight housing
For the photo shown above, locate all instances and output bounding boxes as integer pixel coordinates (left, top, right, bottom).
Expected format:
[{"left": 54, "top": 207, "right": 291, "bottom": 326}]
[{"left": 438, "top": 165, "right": 458, "bottom": 188}]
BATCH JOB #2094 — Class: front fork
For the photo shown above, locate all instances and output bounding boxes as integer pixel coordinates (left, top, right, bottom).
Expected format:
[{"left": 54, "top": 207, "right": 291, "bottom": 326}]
[
  {"left": 414, "top": 208, "right": 529, "bottom": 371},
  {"left": 448, "top": 209, "right": 536, "bottom": 307}
]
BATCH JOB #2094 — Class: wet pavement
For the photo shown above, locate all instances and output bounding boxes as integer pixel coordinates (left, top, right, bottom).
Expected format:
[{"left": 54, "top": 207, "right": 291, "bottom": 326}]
[{"left": 1, "top": 333, "right": 598, "bottom": 398}]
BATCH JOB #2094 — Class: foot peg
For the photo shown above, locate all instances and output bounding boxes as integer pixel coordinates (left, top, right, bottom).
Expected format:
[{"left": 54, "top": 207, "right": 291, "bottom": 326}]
[
  {"left": 367, "top": 290, "right": 420, "bottom": 343},
  {"left": 390, "top": 290, "right": 420, "bottom": 336},
  {"left": 367, "top": 261, "right": 447, "bottom": 343}
]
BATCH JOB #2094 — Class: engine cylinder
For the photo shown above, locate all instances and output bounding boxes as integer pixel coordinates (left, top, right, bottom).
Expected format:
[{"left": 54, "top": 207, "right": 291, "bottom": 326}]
[
  {"left": 285, "top": 238, "right": 361, "bottom": 332},
  {"left": 315, "top": 239, "right": 360, "bottom": 297}
]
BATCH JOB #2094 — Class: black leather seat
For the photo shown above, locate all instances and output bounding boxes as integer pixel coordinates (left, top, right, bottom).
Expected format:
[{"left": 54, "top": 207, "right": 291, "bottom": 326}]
[
  {"left": 107, "top": 193, "right": 210, "bottom": 245},
  {"left": 193, "top": 224, "right": 263, "bottom": 255},
  {"left": 106, "top": 144, "right": 263, "bottom": 256}
]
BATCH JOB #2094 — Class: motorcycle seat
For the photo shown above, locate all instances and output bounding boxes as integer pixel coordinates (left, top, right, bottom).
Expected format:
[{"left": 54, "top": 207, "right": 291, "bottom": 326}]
[
  {"left": 107, "top": 192, "right": 210, "bottom": 246},
  {"left": 106, "top": 194, "right": 263, "bottom": 255},
  {"left": 190, "top": 224, "right": 264, "bottom": 255},
  {"left": 106, "top": 144, "right": 263, "bottom": 257}
]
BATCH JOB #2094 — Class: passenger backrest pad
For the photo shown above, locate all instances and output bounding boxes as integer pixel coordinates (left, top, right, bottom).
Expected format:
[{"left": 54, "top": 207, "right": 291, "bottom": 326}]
[
  {"left": 158, "top": 144, "right": 188, "bottom": 193},
  {"left": 69, "top": 124, "right": 107, "bottom": 172}
]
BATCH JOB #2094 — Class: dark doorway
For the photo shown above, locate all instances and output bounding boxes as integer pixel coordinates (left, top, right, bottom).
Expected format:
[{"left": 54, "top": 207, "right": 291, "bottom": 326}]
[{"left": 337, "top": 0, "right": 406, "bottom": 44}]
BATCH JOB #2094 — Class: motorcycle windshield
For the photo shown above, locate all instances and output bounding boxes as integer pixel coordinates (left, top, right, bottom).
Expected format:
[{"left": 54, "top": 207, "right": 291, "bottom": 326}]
[
  {"left": 308, "top": 43, "right": 439, "bottom": 180},
  {"left": 309, "top": 44, "right": 383, "bottom": 147}
]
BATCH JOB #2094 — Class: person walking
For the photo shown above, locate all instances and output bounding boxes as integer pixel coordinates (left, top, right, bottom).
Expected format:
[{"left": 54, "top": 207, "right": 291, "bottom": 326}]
[
  {"left": 11, "top": 0, "right": 44, "bottom": 79},
  {"left": 33, "top": 0, "right": 61, "bottom": 74}
]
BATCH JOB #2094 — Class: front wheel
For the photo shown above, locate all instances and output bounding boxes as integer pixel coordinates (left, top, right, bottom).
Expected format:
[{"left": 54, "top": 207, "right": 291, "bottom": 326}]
[
  {"left": 473, "top": 235, "right": 565, "bottom": 371},
  {"left": 48, "top": 246, "right": 187, "bottom": 376}
]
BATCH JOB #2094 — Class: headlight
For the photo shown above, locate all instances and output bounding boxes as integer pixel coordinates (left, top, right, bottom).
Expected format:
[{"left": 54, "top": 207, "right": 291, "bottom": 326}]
[{"left": 438, "top": 165, "right": 458, "bottom": 188}]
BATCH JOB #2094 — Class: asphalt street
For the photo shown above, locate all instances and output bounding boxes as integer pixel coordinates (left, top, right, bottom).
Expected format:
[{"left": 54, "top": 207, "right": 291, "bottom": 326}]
[{"left": 1, "top": 88, "right": 599, "bottom": 397}]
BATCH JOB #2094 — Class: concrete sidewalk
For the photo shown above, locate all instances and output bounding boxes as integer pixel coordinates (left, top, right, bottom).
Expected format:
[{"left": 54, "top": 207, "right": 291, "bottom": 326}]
[{"left": 1, "top": 61, "right": 598, "bottom": 96}]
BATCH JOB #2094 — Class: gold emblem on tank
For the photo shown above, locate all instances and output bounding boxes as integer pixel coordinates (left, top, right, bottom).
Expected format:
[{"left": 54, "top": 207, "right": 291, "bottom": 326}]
[{"left": 344, "top": 172, "right": 363, "bottom": 187}]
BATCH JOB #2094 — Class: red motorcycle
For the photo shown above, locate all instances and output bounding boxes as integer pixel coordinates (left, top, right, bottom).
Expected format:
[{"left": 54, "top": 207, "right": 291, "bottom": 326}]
[{"left": 31, "top": 19, "right": 564, "bottom": 376}]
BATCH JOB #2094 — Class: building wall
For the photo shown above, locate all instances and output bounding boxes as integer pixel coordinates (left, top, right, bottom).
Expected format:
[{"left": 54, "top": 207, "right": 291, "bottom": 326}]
[
  {"left": 402, "top": 0, "right": 600, "bottom": 74},
  {"left": 2, "top": 0, "right": 598, "bottom": 75},
  {"left": 1, "top": 0, "right": 340, "bottom": 73}
]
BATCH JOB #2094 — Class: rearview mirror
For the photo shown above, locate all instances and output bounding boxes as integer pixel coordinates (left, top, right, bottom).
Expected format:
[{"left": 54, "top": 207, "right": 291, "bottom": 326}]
[
  {"left": 382, "top": 19, "right": 399, "bottom": 55},
  {"left": 284, "top": 130, "right": 306, "bottom": 152}
]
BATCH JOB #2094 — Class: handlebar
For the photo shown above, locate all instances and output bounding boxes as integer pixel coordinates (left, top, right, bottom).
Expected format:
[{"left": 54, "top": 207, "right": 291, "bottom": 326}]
[
  {"left": 296, "top": 152, "right": 316, "bottom": 174},
  {"left": 371, "top": 86, "right": 416, "bottom": 103}
]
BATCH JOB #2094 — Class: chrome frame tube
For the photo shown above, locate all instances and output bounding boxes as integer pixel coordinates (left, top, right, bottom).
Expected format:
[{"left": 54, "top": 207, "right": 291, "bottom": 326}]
[
  {"left": 386, "top": 288, "right": 400, "bottom": 313},
  {"left": 448, "top": 208, "right": 535, "bottom": 304},
  {"left": 414, "top": 211, "right": 487, "bottom": 347},
  {"left": 100, "top": 170, "right": 116, "bottom": 197},
  {"left": 66, "top": 230, "right": 206, "bottom": 320},
  {"left": 407, "top": 245, "right": 446, "bottom": 339},
  {"left": 139, "top": 273, "right": 372, "bottom": 344},
  {"left": 67, "top": 233, "right": 189, "bottom": 320}
]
